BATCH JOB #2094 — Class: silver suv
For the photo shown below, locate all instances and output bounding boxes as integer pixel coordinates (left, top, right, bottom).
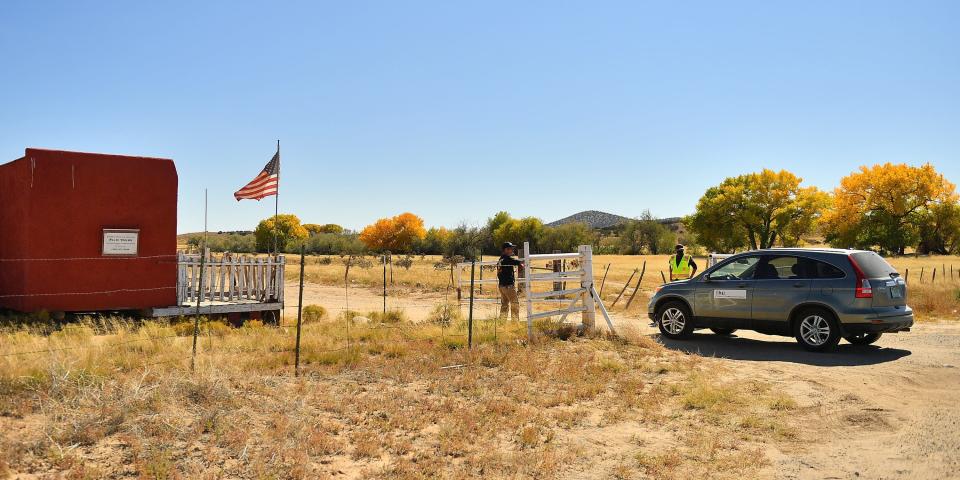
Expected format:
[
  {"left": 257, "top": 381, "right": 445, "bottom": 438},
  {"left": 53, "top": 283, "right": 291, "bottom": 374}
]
[{"left": 647, "top": 248, "right": 913, "bottom": 352}]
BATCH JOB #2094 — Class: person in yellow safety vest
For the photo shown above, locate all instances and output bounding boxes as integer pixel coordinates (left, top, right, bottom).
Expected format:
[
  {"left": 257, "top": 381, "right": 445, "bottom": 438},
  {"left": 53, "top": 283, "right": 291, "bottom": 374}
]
[{"left": 669, "top": 244, "right": 698, "bottom": 281}]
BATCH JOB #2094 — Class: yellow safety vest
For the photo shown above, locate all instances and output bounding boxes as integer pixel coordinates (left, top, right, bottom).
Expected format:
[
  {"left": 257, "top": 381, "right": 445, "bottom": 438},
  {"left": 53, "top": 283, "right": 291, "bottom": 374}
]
[{"left": 670, "top": 254, "right": 692, "bottom": 278}]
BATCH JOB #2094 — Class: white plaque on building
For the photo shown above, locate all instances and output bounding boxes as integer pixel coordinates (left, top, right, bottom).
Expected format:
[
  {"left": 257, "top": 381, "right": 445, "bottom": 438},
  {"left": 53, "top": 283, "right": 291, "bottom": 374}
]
[{"left": 102, "top": 229, "right": 140, "bottom": 256}]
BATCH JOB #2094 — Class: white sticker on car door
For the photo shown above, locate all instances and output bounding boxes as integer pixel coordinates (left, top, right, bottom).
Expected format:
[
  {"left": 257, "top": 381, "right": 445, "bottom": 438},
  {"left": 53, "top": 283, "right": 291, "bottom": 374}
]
[{"left": 714, "top": 289, "right": 747, "bottom": 299}]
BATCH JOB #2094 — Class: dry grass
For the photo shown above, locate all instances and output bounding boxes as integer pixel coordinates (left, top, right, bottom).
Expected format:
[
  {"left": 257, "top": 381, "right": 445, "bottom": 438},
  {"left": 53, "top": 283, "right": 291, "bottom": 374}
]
[
  {"left": 0, "top": 316, "right": 804, "bottom": 479},
  {"left": 286, "top": 253, "right": 960, "bottom": 320}
]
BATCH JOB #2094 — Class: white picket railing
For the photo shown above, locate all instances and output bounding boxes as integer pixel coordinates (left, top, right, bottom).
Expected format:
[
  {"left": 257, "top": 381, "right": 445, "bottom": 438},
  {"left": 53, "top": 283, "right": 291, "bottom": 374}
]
[{"left": 176, "top": 251, "right": 285, "bottom": 306}]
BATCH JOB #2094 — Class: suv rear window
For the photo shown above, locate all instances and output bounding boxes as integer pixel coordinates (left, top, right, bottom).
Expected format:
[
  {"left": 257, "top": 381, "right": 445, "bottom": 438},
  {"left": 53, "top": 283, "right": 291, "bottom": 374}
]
[{"left": 850, "top": 252, "right": 897, "bottom": 278}]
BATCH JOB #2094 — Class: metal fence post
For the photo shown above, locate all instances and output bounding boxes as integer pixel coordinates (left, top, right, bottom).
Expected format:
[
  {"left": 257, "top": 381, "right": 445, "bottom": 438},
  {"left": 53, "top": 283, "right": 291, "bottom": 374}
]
[
  {"left": 468, "top": 260, "right": 476, "bottom": 349},
  {"left": 294, "top": 244, "right": 306, "bottom": 376},
  {"left": 523, "top": 242, "right": 533, "bottom": 342},
  {"left": 191, "top": 250, "right": 206, "bottom": 372},
  {"left": 382, "top": 254, "right": 387, "bottom": 313}
]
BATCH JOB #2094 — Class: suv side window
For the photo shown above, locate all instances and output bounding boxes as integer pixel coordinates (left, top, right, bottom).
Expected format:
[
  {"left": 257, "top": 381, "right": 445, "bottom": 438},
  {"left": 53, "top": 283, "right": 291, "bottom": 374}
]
[
  {"left": 758, "top": 256, "right": 846, "bottom": 279},
  {"left": 707, "top": 256, "right": 760, "bottom": 280},
  {"left": 756, "top": 256, "right": 804, "bottom": 279},
  {"left": 807, "top": 259, "right": 845, "bottom": 279}
]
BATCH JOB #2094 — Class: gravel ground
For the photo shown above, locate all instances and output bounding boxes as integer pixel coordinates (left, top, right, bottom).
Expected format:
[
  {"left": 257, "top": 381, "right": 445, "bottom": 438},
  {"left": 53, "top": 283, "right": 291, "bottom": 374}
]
[{"left": 649, "top": 321, "right": 960, "bottom": 479}]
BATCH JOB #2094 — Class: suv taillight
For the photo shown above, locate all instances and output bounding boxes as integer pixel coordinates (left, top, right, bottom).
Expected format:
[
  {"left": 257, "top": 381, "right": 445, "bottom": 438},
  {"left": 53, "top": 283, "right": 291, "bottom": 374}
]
[{"left": 848, "top": 256, "right": 873, "bottom": 298}]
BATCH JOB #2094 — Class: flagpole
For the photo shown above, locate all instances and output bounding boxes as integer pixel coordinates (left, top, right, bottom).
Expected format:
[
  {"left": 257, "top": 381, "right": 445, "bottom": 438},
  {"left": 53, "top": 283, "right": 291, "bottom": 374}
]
[{"left": 273, "top": 139, "right": 280, "bottom": 256}]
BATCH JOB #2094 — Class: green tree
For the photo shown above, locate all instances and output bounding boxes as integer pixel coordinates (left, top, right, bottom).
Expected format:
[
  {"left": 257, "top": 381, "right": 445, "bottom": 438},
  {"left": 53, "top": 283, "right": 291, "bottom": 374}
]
[
  {"left": 493, "top": 216, "right": 545, "bottom": 253},
  {"left": 254, "top": 214, "right": 309, "bottom": 252},
  {"left": 485, "top": 211, "right": 512, "bottom": 253},
  {"left": 540, "top": 222, "right": 597, "bottom": 252},
  {"left": 688, "top": 169, "right": 829, "bottom": 252},
  {"left": 415, "top": 227, "right": 453, "bottom": 254},
  {"left": 444, "top": 224, "right": 485, "bottom": 260},
  {"left": 305, "top": 232, "right": 365, "bottom": 255},
  {"left": 918, "top": 201, "right": 960, "bottom": 254},
  {"left": 304, "top": 223, "right": 344, "bottom": 235},
  {"left": 618, "top": 211, "right": 675, "bottom": 254}
]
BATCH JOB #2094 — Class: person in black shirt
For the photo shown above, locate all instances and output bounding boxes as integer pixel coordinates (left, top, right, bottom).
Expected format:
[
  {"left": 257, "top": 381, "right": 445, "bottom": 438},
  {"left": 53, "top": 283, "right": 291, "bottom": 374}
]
[{"left": 497, "top": 242, "right": 524, "bottom": 320}]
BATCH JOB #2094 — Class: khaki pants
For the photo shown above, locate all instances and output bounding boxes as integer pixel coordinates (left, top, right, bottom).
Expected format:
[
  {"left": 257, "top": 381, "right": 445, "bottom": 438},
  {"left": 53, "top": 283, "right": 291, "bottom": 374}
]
[{"left": 499, "top": 285, "right": 520, "bottom": 320}]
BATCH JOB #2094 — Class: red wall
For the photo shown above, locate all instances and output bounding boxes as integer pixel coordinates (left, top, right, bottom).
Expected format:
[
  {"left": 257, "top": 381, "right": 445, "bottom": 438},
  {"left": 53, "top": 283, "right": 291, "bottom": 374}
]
[{"left": 0, "top": 148, "right": 178, "bottom": 312}]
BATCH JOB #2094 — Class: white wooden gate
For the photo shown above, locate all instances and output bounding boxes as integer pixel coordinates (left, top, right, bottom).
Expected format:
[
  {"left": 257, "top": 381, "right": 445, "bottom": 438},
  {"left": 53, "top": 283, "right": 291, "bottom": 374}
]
[{"left": 521, "top": 242, "right": 614, "bottom": 340}]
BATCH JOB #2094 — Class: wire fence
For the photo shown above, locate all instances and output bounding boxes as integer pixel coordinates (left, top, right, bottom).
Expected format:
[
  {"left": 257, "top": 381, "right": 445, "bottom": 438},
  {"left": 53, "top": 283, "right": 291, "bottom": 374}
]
[
  {"left": 4, "top": 250, "right": 956, "bottom": 378},
  {"left": 904, "top": 264, "right": 960, "bottom": 284}
]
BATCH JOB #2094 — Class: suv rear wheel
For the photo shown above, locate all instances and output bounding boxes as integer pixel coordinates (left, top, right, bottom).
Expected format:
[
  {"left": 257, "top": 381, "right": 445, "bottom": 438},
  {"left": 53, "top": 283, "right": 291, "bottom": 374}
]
[
  {"left": 656, "top": 301, "right": 694, "bottom": 339},
  {"left": 794, "top": 308, "right": 841, "bottom": 352},
  {"left": 844, "top": 332, "right": 882, "bottom": 345}
]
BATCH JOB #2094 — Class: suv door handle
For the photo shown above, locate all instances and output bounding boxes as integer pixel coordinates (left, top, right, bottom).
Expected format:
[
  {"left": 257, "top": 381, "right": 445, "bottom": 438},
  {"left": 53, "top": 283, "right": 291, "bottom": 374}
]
[
  {"left": 736, "top": 283, "right": 748, "bottom": 288},
  {"left": 793, "top": 282, "right": 806, "bottom": 288}
]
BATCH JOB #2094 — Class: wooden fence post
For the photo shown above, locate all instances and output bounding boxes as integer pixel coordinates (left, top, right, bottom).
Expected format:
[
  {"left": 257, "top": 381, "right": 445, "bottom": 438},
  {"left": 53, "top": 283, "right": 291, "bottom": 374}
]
[
  {"left": 611, "top": 269, "right": 637, "bottom": 307},
  {"left": 478, "top": 254, "right": 483, "bottom": 295},
  {"left": 552, "top": 250, "right": 562, "bottom": 292},
  {"left": 624, "top": 260, "right": 647, "bottom": 310},
  {"left": 598, "top": 263, "right": 611, "bottom": 296},
  {"left": 579, "top": 245, "right": 596, "bottom": 332}
]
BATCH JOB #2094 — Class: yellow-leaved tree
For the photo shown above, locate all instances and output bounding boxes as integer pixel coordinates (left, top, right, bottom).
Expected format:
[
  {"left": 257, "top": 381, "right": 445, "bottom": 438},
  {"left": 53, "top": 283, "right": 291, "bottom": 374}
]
[
  {"left": 359, "top": 212, "right": 426, "bottom": 253},
  {"left": 254, "top": 214, "right": 309, "bottom": 253},
  {"left": 823, "top": 163, "right": 957, "bottom": 254},
  {"left": 687, "top": 169, "right": 830, "bottom": 252}
]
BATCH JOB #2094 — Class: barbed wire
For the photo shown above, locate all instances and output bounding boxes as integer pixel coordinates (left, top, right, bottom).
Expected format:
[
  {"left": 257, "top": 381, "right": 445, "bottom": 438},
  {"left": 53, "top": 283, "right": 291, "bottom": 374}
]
[
  {"left": 0, "top": 286, "right": 177, "bottom": 299},
  {"left": 0, "top": 254, "right": 178, "bottom": 262}
]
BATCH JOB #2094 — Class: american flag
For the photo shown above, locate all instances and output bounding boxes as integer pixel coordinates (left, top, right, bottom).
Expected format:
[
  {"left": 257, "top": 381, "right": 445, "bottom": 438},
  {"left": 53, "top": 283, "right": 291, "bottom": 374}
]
[{"left": 234, "top": 151, "right": 280, "bottom": 201}]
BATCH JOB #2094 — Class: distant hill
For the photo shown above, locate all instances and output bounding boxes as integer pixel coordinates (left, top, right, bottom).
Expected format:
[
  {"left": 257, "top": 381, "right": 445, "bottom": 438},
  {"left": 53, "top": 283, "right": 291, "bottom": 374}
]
[
  {"left": 547, "top": 211, "right": 684, "bottom": 230},
  {"left": 547, "top": 210, "right": 632, "bottom": 229}
]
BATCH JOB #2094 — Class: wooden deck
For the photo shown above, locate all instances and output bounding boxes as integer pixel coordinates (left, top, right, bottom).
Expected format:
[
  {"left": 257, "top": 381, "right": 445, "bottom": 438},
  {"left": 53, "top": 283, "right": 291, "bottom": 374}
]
[
  {"left": 151, "top": 299, "right": 282, "bottom": 317},
  {"left": 151, "top": 251, "right": 285, "bottom": 317}
]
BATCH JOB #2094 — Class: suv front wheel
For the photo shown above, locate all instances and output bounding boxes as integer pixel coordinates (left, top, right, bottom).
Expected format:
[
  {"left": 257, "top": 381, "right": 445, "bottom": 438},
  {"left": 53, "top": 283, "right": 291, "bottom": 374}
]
[
  {"left": 656, "top": 301, "right": 695, "bottom": 339},
  {"left": 794, "top": 308, "right": 841, "bottom": 352}
]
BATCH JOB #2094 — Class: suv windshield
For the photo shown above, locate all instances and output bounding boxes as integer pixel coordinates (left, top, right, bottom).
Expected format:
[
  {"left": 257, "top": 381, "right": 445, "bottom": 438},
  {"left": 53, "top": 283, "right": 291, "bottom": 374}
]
[
  {"left": 708, "top": 256, "right": 760, "bottom": 280},
  {"left": 851, "top": 252, "right": 897, "bottom": 278}
]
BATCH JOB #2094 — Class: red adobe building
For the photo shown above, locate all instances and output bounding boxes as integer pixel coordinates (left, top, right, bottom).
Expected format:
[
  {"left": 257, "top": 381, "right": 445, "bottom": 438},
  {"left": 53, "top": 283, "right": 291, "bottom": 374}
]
[{"left": 0, "top": 148, "right": 178, "bottom": 313}]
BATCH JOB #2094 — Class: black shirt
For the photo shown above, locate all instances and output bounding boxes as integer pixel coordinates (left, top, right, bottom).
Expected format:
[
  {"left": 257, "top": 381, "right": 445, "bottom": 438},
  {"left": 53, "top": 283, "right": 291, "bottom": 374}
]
[{"left": 497, "top": 255, "right": 523, "bottom": 286}]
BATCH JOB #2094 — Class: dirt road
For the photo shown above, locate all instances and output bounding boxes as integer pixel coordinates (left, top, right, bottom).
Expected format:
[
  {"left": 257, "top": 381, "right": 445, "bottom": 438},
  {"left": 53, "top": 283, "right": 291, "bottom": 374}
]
[
  {"left": 650, "top": 321, "right": 960, "bottom": 479},
  {"left": 290, "top": 282, "right": 960, "bottom": 479}
]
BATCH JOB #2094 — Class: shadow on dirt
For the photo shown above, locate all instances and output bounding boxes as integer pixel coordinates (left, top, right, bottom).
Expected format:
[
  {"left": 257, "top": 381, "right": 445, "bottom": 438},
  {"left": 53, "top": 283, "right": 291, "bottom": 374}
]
[{"left": 657, "top": 332, "right": 912, "bottom": 366}]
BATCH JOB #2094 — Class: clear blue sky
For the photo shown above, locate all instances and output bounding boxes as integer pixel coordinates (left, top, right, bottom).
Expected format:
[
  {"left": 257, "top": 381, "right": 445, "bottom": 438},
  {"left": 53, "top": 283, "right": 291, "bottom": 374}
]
[{"left": 2, "top": 1, "right": 958, "bottom": 233}]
